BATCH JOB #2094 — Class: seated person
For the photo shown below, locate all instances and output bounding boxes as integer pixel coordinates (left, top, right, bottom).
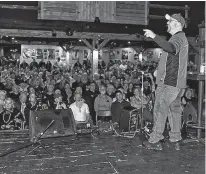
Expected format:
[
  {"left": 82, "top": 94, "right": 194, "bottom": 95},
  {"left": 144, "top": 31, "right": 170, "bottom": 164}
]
[
  {"left": 54, "top": 90, "right": 67, "bottom": 110},
  {"left": 27, "top": 93, "right": 42, "bottom": 111},
  {"left": 70, "top": 86, "right": 87, "bottom": 104},
  {"left": 94, "top": 85, "right": 113, "bottom": 121},
  {"left": 0, "top": 98, "right": 25, "bottom": 130},
  {"left": 106, "top": 83, "right": 116, "bottom": 100},
  {"left": 111, "top": 90, "right": 131, "bottom": 125},
  {"left": 130, "top": 87, "right": 152, "bottom": 122},
  {"left": 0, "top": 90, "right": 7, "bottom": 113},
  {"left": 61, "top": 83, "right": 73, "bottom": 106},
  {"left": 42, "top": 84, "right": 54, "bottom": 109},
  {"left": 69, "top": 93, "right": 92, "bottom": 126},
  {"left": 84, "top": 81, "right": 99, "bottom": 125},
  {"left": 181, "top": 87, "right": 196, "bottom": 107},
  {"left": 8, "top": 84, "right": 20, "bottom": 110},
  {"left": 19, "top": 92, "right": 30, "bottom": 128}
]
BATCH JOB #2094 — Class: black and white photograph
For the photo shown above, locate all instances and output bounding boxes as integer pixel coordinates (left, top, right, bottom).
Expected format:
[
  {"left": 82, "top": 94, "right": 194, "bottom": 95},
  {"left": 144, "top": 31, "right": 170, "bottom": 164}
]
[{"left": 0, "top": 1, "right": 205, "bottom": 174}]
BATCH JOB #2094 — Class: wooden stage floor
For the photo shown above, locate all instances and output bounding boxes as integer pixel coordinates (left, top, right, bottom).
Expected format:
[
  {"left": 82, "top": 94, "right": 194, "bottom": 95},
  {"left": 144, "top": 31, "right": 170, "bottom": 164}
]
[{"left": 0, "top": 132, "right": 205, "bottom": 174}]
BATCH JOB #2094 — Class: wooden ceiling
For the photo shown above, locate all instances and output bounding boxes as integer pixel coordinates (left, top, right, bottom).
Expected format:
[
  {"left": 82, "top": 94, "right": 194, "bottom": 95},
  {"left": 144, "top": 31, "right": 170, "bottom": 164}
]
[{"left": 0, "top": 1, "right": 204, "bottom": 49}]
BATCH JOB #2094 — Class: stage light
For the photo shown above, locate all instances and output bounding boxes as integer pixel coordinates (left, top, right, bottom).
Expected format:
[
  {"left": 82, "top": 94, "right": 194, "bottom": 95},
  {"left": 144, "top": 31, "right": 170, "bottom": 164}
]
[
  {"left": 128, "top": 41, "right": 131, "bottom": 44},
  {"left": 66, "top": 28, "right": 74, "bottom": 36},
  {"left": 52, "top": 30, "right": 57, "bottom": 37},
  {"left": 12, "top": 37, "right": 15, "bottom": 40},
  {"left": 94, "top": 17, "right": 100, "bottom": 23}
]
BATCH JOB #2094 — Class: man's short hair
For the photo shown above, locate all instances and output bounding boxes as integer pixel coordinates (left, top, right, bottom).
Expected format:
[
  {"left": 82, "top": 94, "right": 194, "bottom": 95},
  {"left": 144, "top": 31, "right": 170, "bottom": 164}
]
[{"left": 115, "top": 90, "right": 122, "bottom": 95}]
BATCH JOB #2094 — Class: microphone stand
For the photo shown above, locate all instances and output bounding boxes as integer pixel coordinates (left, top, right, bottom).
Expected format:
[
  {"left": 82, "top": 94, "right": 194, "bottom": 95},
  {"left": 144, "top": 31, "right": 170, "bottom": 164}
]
[
  {"left": 27, "top": 120, "right": 55, "bottom": 155},
  {"left": 0, "top": 120, "right": 55, "bottom": 157},
  {"left": 140, "top": 71, "right": 145, "bottom": 130}
]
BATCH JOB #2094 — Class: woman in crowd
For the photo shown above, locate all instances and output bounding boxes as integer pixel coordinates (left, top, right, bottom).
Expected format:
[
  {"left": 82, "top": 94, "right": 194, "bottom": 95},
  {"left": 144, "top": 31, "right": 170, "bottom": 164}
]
[
  {"left": 0, "top": 98, "right": 24, "bottom": 130},
  {"left": 130, "top": 87, "right": 153, "bottom": 122}
]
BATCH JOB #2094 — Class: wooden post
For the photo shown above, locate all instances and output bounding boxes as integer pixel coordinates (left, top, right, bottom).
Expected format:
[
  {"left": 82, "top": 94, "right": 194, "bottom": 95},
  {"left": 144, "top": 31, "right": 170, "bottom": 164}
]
[
  {"left": 92, "top": 39, "right": 99, "bottom": 76},
  {"left": 185, "top": 5, "right": 189, "bottom": 28},
  {"left": 197, "top": 80, "right": 204, "bottom": 139},
  {"left": 0, "top": 47, "right": 4, "bottom": 57}
]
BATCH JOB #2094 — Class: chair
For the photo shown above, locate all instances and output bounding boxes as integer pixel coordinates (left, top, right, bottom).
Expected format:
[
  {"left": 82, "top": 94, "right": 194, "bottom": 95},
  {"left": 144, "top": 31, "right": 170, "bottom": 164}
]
[
  {"left": 96, "top": 110, "right": 114, "bottom": 134},
  {"left": 96, "top": 110, "right": 112, "bottom": 124},
  {"left": 70, "top": 111, "right": 98, "bottom": 138}
]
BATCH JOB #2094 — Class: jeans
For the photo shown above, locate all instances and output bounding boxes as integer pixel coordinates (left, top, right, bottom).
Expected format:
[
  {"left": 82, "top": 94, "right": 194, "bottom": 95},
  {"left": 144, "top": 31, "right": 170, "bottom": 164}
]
[{"left": 149, "top": 84, "right": 185, "bottom": 143}]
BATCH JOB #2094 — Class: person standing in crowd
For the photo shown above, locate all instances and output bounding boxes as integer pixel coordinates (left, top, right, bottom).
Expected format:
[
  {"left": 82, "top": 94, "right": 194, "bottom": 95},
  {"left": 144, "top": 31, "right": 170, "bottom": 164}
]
[
  {"left": 30, "top": 58, "right": 38, "bottom": 70},
  {"left": 73, "top": 58, "right": 82, "bottom": 69},
  {"left": 45, "top": 61, "right": 52, "bottom": 72},
  {"left": 53, "top": 57, "right": 61, "bottom": 68},
  {"left": 20, "top": 60, "right": 29, "bottom": 69},
  {"left": 143, "top": 14, "right": 188, "bottom": 150},
  {"left": 39, "top": 57, "right": 46, "bottom": 69}
]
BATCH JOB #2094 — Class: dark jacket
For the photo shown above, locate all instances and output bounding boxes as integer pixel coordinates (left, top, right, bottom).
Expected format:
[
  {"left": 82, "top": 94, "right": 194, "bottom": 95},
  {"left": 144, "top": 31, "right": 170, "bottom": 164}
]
[{"left": 111, "top": 100, "right": 130, "bottom": 123}]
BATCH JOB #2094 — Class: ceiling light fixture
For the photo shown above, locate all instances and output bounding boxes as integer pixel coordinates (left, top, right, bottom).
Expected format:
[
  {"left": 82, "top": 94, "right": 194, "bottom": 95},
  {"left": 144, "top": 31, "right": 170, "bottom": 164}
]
[
  {"left": 94, "top": 17, "right": 100, "bottom": 23},
  {"left": 66, "top": 28, "right": 74, "bottom": 36},
  {"left": 52, "top": 29, "right": 57, "bottom": 37}
]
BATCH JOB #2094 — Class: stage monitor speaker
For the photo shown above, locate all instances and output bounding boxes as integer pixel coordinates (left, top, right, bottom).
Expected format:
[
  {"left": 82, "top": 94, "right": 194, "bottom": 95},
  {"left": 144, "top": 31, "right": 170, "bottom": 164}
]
[
  {"left": 119, "top": 106, "right": 140, "bottom": 132},
  {"left": 29, "top": 109, "right": 76, "bottom": 141},
  {"left": 183, "top": 103, "right": 198, "bottom": 124}
]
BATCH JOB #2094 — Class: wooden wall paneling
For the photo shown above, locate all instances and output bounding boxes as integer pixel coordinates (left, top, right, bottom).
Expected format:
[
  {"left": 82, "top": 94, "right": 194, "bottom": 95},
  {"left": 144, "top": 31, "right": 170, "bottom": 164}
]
[
  {"left": 145, "top": 1, "right": 149, "bottom": 25},
  {"left": 38, "top": 2, "right": 44, "bottom": 19},
  {"left": 77, "top": 1, "right": 95, "bottom": 22},
  {"left": 99, "top": 2, "right": 115, "bottom": 23},
  {"left": 0, "top": 4, "right": 37, "bottom": 10},
  {"left": 115, "top": 1, "right": 147, "bottom": 25},
  {"left": 38, "top": 1, "right": 78, "bottom": 21}
]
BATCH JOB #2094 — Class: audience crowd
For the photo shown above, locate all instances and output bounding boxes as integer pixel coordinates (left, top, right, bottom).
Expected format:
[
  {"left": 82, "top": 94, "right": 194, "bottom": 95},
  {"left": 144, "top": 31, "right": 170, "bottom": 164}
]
[{"left": 0, "top": 56, "right": 160, "bottom": 131}]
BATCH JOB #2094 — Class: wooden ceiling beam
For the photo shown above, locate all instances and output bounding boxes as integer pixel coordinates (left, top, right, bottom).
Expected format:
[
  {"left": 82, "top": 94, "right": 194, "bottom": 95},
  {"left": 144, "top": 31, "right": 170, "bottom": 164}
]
[
  {"left": 0, "top": 4, "right": 38, "bottom": 10},
  {"left": 98, "top": 39, "right": 110, "bottom": 50},
  {"left": 149, "top": 3, "right": 190, "bottom": 10},
  {"left": 0, "top": 18, "right": 147, "bottom": 36},
  {"left": 0, "top": 29, "right": 151, "bottom": 41},
  {"left": 81, "top": 39, "right": 93, "bottom": 50}
]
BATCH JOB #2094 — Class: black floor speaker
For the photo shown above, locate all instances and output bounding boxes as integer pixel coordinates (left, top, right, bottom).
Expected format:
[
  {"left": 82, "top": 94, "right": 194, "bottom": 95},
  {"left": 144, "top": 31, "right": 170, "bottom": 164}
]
[
  {"left": 119, "top": 106, "right": 140, "bottom": 132},
  {"left": 29, "top": 109, "right": 76, "bottom": 141}
]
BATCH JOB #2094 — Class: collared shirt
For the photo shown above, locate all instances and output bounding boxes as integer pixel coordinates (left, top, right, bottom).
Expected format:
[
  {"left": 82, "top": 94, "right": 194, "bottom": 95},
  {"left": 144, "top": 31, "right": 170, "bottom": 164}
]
[
  {"left": 154, "top": 32, "right": 188, "bottom": 88},
  {"left": 70, "top": 102, "right": 90, "bottom": 122},
  {"left": 94, "top": 94, "right": 112, "bottom": 112}
]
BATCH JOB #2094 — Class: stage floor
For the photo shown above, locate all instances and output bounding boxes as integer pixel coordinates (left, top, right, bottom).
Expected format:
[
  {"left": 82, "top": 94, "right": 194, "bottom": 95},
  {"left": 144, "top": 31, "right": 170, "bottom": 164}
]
[{"left": 0, "top": 133, "right": 205, "bottom": 174}]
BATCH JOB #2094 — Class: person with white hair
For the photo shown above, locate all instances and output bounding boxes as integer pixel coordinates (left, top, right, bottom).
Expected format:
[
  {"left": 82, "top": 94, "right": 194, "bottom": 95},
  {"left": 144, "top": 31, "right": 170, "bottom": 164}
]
[
  {"left": 0, "top": 98, "right": 25, "bottom": 130},
  {"left": 143, "top": 14, "right": 188, "bottom": 151}
]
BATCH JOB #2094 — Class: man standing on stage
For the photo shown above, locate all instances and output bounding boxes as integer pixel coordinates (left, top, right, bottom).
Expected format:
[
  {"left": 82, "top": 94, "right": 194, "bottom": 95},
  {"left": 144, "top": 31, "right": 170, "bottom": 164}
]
[{"left": 143, "top": 14, "right": 188, "bottom": 150}]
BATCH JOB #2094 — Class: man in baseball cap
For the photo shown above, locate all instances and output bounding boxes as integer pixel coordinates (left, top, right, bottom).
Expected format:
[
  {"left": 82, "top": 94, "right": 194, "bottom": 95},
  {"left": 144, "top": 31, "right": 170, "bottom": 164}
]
[
  {"left": 142, "top": 14, "right": 188, "bottom": 151},
  {"left": 165, "top": 13, "right": 186, "bottom": 28}
]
